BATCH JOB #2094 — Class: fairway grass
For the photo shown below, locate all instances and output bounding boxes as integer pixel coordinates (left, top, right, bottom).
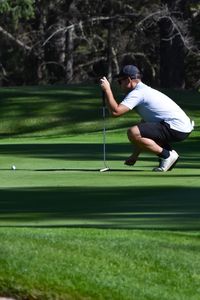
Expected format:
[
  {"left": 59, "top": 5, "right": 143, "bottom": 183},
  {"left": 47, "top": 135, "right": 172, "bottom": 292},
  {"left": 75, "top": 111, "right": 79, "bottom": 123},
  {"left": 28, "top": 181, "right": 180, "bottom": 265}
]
[
  {"left": 0, "top": 85, "right": 200, "bottom": 299},
  {"left": 0, "top": 134, "right": 199, "bottom": 230}
]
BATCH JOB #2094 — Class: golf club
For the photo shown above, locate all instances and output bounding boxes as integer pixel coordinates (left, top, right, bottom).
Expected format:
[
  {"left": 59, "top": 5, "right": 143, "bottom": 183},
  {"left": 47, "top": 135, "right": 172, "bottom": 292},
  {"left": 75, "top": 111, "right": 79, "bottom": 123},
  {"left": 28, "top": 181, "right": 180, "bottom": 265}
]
[{"left": 100, "top": 91, "right": 110, "bottom": 172}]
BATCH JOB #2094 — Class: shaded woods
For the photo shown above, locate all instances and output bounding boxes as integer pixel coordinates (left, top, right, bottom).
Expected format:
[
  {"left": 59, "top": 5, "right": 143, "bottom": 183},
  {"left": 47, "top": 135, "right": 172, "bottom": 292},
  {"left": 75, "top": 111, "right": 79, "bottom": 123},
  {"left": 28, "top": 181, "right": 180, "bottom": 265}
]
[{"left": 0, "top": 0, "right": 199, "bottom": 88}]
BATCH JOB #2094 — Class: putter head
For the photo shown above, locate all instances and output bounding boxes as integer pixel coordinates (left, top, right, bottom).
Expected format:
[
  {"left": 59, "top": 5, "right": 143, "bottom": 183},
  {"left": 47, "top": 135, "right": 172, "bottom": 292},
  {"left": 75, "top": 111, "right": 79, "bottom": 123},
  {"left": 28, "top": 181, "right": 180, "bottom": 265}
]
[{"left": 100, "top": 167, "right": 110, "bottom": 172}]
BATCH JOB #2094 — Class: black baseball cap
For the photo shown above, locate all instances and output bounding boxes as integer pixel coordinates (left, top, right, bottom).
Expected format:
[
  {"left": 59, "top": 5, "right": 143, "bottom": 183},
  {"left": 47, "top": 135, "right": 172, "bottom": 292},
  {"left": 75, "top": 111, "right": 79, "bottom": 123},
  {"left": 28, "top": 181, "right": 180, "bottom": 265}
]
[{"left": 116, "top": 65, "right": 140, "bottom": 79}]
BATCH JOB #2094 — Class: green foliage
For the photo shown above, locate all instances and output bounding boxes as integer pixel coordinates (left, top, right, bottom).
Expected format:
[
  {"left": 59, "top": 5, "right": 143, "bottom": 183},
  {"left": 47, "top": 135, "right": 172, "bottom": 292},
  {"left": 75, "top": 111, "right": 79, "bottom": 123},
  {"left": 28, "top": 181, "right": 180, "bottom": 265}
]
[
  {"left": 0, "top": 0, "right": 199, "bottom": 87},
  {"left": 0, "top": 0, "right": 10, "bottom": 13},
  {"left": 0, "top": 0, "right": 35, "bottom": 23}
]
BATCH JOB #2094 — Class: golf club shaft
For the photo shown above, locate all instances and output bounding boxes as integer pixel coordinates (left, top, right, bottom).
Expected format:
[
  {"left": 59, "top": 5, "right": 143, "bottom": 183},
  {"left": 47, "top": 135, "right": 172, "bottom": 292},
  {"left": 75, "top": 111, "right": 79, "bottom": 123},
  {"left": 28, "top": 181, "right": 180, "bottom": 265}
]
[
  {"left": 102, "top": 106, "right": 106, "bottom": 164},
  {"left": 102, "top": 94, "right": 109, "bottom": 170},
  {"left": 102, "top": 91, "right": 106, "bottom": 165},
  {"left": 102, "top": 91, "right": 106, "bottom": 107}
]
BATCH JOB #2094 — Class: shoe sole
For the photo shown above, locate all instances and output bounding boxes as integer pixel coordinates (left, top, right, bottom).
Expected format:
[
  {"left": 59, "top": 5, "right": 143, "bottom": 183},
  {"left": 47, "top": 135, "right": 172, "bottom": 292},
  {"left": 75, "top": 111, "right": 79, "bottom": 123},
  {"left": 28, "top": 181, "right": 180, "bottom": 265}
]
[
  {"left": 153, "top": 155, "right": 179, "bottom": 172},
  {"left": 168, "top": 157, "right": 179, "bottom": 171}
]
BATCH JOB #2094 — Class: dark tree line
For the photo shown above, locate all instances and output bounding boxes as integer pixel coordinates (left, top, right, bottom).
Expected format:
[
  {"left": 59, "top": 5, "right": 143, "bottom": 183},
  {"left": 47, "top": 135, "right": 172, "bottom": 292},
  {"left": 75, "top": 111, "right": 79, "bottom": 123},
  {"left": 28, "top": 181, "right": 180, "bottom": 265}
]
[{"left": 0, "top": 0, "right": 199, "bottom": 88}]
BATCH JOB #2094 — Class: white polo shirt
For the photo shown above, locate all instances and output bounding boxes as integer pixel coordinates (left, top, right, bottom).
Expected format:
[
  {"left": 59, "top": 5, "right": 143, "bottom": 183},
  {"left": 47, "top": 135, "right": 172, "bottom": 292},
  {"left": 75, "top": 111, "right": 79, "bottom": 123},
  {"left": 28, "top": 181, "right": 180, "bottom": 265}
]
[{"left": 121, "top": 82, "right": 193, "bottom": 133}]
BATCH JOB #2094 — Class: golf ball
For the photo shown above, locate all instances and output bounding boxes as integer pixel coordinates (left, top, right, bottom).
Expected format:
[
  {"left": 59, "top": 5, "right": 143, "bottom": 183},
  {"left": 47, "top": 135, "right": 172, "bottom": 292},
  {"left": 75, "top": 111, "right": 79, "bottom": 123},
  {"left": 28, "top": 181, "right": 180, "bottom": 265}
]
[{"left": 11, "top": 165, "right": 16, "bottom": 170}]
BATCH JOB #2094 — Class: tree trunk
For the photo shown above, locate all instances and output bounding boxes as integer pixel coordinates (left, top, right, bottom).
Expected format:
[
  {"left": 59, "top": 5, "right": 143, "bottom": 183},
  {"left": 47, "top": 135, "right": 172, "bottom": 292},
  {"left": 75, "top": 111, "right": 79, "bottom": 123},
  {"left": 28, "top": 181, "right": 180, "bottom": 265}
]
[
  {"left": 107, "top": 21, "right": 113, "bottom": 81},
  {"left": 160, "top": 0, "right": 188, "bottom": 89},
  {"left": 66, "top": 26, "right": 74, "bottom": 82},
  {"left": 37, "top": 3, "right": 48, "bottom": 84},
  {"left": 160, "top": 20, "right": 185, "bottom": 88},
  {"left": 50, "top": 17, "right": 67, "bottom": 81}
]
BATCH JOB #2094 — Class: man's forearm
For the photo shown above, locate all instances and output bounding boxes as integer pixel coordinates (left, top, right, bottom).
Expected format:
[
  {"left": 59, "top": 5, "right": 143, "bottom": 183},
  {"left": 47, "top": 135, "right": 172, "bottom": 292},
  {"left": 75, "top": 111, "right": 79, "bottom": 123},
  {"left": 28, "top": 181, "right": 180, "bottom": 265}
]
[
  {"left": 104, "top": 88, "right": 119, "bottom": 114},
  {"left": 100, "top": 76, "right": 129, "bottom": 117}
]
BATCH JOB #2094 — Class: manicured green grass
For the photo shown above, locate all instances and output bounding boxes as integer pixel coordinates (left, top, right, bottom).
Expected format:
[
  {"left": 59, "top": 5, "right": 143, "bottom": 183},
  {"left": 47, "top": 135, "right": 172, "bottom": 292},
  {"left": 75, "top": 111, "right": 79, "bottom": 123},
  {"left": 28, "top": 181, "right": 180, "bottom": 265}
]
[{"left": 0, "top": 85, "right": 200, "bottom": 299}]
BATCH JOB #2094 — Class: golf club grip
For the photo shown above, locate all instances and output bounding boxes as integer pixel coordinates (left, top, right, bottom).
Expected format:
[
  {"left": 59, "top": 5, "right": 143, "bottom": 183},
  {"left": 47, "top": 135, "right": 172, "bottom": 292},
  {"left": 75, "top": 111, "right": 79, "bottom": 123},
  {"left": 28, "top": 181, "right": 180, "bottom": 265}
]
[{"left": 102, "top": 91, "right": 106, "bottom": 107}]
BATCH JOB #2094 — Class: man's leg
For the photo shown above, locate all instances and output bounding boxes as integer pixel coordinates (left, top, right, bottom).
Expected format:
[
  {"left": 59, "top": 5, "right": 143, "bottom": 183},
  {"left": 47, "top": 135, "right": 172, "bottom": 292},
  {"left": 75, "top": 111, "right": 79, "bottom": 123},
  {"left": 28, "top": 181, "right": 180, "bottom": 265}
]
[
  {"left": 125, "top": 125, "right": 171, "bottom": 165},
  {"left": 127, "top": 126, "right": 163, "bottom": 155},
  {"left": 127, "top": 125, "right": 179, "bottom": 171}
]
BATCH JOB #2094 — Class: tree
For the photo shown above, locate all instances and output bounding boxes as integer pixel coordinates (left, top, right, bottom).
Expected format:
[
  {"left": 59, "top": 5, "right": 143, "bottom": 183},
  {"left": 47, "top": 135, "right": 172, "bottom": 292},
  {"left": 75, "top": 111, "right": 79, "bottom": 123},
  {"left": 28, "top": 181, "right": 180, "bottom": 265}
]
[
  {"left": 159, "top": 0, "right": 189, "bottom": 88},
  {"left": 0, "top": 0, "right": 199, "bottom": 87},
  {"left": 0, "top": 0, "right": 35, "bottom": 84},
  {"left": 185, "top": 1, "right": 200, "bottom": 88}
]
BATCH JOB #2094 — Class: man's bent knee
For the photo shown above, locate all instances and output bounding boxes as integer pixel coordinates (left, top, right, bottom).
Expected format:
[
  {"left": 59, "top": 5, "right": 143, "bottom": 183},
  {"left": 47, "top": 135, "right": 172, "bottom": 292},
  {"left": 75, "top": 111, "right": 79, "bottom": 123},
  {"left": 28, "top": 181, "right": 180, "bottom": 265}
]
[{"left": 127, "top": 126, "right": 142, "bottom": 142}]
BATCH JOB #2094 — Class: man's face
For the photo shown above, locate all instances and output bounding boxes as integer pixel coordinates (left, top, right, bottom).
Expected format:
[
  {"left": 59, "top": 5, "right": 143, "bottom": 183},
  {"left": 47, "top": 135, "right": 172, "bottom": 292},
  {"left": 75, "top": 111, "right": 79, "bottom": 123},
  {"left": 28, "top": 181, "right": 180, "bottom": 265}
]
[
  {"left": 117, "top": 77, "right": 129, "bottom": 91},
  {"left": 118, "top": 77, "right": 137, "bottom": 91}
]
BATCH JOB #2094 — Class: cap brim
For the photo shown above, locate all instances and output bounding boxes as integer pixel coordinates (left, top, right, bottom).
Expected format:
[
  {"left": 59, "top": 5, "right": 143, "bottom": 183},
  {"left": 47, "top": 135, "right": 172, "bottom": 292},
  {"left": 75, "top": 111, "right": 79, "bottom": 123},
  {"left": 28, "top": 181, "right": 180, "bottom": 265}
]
[{"left": 114, "top": 72, "right": 126, "bottom": 79}]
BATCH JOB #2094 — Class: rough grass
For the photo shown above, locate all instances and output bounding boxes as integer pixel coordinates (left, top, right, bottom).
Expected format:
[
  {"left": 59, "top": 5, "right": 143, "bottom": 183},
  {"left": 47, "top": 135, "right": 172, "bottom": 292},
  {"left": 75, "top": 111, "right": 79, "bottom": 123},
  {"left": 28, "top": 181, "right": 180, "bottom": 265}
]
[{"left": 1, "top": 228, "right": 200, "bottom": 300}]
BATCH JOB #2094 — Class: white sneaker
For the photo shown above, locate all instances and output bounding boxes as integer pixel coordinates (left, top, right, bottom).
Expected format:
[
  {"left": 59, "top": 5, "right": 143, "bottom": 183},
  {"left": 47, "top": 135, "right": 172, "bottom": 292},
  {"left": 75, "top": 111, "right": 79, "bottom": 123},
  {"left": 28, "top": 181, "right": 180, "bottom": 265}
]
[{"left": 153, "top": 150, "right": 179, "bottom": 172}]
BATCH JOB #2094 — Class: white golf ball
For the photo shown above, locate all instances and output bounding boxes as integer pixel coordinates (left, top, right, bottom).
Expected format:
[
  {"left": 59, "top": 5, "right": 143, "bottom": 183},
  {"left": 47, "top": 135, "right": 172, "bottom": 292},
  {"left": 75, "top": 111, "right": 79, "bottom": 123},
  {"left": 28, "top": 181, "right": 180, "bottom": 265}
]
[{"left": 11, "top": 165, "right": 16, "bottom": 170}]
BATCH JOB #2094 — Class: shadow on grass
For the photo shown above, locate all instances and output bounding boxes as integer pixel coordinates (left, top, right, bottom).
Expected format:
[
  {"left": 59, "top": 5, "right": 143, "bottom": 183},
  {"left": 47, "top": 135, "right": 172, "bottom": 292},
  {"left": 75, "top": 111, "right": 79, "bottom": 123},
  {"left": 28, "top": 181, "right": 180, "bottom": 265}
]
[
  {"left": 0, "top": 138, "right": 200, "bottom": 164},
  {"left": 0, "top": 186, "right": 200, "bottom": 230},
  {"left": 0, "top": 84, "right": 123, "bottom": 137},
  {"left": 0, "top": 85, "right": 199, "bottom": 139},
  {"left": 0, "top": 132, "right": 199, "bottom": 229}
]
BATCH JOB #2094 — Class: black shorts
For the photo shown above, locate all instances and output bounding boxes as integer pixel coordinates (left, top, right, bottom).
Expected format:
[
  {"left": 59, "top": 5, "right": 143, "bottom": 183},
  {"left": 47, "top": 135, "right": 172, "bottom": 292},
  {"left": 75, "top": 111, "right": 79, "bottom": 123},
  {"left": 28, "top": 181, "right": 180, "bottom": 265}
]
[{"left": 137, "top": 121, "right": 190, "bottom": 146}]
